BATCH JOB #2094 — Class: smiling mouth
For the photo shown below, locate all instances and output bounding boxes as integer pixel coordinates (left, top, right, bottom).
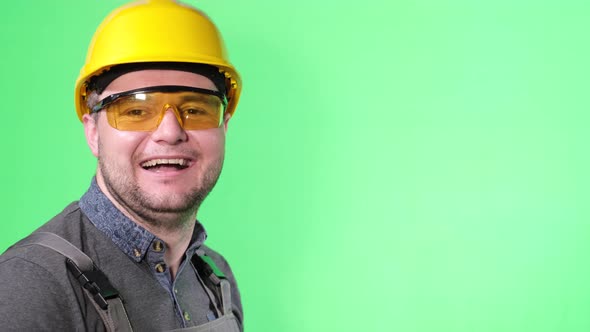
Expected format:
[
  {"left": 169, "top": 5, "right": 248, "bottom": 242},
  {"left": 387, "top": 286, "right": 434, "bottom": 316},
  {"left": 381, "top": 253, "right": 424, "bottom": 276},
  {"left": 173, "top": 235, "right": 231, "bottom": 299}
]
[{"left": 141, "top": 158, "right": 190, "bottom": 171}]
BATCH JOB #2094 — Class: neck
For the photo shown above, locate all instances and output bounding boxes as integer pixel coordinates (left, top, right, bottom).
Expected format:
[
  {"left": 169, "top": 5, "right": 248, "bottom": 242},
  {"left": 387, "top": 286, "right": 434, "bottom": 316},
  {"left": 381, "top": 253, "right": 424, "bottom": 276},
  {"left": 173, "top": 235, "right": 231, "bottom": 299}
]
[
  {"left": 116, "top": 198, "right": 196, "bottom": 279},
  {"left": 149, "top": 222, "right": 195, "bottom": 279}
]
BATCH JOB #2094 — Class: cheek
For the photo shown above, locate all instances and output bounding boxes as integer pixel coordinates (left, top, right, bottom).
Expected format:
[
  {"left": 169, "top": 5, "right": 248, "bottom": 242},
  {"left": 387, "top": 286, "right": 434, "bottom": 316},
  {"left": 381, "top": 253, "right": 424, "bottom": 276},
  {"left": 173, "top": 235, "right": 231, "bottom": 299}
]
[
  {"left": 190, "top": 130, "right": 226, "bottom": 158},
  {"left": 97, "top": 124, "right": 145, "bottom": 160}
]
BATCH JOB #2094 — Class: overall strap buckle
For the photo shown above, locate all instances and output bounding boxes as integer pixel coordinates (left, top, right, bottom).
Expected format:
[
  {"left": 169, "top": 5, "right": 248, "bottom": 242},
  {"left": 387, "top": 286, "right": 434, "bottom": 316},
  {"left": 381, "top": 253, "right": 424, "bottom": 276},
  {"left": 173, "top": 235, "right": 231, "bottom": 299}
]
[
  {"left": 65, "top": 258, "right": 119, "bottom": 310},
  {"left": 192, "top": 252, "right": 233, "bottom": 316}
]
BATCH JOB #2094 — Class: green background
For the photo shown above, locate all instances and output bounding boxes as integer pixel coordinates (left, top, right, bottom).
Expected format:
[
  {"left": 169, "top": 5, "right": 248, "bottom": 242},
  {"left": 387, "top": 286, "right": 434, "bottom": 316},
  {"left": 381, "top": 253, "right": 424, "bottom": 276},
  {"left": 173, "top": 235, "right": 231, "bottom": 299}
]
[{"left": 1, "top": 1, "right": 589, "bottom": 331}]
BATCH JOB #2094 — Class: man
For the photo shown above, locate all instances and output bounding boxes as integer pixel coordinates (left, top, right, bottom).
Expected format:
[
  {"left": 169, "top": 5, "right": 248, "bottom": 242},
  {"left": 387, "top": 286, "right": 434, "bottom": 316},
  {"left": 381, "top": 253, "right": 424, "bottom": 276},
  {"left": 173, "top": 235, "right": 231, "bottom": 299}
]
[{"left": 0, "top": 0, "right": 243, "bottom": 331}]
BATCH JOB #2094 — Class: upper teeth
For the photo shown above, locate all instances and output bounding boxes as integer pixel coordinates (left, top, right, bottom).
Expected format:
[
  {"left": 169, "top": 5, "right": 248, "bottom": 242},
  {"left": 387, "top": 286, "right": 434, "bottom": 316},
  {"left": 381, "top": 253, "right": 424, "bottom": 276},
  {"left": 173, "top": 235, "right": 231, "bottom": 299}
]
[{"left": 141, "top": 158, "right": 188, "bottom": 168}]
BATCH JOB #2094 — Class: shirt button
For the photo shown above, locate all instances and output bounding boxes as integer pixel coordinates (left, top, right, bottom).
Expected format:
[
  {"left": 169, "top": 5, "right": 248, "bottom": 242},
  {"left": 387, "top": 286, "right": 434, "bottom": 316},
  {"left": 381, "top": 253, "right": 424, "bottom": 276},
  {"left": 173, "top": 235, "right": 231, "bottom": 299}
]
[
  {"left": 152, "top": 241, "right": 164, "bottom": 252},
  {"left": 174, "top": 288, "right": 178, "bottom": 294},
  {"left": 133, "top": 248, "right": 141, "bottom": 257},
  {"left": 183, "top": 311, "right": 191, "bottom": 321},
  {"left": 155, "top": 263, "right": 167, "bottom": 273}
]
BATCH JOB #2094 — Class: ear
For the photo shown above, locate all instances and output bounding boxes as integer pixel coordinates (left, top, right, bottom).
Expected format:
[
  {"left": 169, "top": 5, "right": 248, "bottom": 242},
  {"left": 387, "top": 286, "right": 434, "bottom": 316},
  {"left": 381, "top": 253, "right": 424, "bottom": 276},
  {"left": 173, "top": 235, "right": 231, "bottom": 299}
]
[
  {"left": 82, "top": 113, "right": 99, "bottom": 157},
  {"left": 222, "top": 112, "right": 232, "bottom": 132}
]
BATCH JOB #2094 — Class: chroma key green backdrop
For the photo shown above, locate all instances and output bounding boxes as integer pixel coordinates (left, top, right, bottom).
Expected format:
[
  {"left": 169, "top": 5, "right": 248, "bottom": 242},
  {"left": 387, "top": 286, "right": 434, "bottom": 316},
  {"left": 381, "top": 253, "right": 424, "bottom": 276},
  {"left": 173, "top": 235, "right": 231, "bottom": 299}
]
[{"left": 1, "top": 1, "right": 590, "bottom": 331}]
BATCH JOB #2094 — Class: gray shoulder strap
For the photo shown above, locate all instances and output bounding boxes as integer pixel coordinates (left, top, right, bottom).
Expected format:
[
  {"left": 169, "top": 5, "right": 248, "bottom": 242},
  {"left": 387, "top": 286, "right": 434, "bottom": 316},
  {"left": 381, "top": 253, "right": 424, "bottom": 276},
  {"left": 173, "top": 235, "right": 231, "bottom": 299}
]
[
  {"left": 17, "top": 232, "right": 94, "bottom": 270},
  {"left": 14, "top": 232, "right": 133, "bottom": 332}
]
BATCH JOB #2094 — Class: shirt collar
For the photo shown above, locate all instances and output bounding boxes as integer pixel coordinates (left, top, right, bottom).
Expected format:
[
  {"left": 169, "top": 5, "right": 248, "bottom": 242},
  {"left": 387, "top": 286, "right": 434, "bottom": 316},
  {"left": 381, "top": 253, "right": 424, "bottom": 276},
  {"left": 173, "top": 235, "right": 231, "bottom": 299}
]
[{"left": 79, "top": 177, "right": 207, "bottom": 262}]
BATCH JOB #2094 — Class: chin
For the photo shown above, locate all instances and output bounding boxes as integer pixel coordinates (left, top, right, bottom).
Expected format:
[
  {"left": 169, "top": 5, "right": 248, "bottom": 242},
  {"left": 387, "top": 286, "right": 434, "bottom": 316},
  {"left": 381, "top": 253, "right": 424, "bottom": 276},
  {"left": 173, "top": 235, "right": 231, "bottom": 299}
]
[{"left": 141, "top": 188, "right": 205, "bottom": 210}]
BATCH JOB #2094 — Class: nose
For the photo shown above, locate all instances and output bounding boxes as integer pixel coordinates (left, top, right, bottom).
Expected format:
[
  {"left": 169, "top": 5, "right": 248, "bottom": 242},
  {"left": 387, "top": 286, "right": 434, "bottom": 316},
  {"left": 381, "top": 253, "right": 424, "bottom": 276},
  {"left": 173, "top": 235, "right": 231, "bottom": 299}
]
[{"left": 150, "top": 108, "right": 187, "bottom": 144}]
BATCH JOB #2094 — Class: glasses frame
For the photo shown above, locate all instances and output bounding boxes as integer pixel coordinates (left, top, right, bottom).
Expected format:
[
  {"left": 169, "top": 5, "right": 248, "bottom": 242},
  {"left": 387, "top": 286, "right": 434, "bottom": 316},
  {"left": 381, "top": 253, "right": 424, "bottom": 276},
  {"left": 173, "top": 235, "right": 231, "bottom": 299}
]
[{"left": 90, "top": 85, "right": 228, "bottom": 114}]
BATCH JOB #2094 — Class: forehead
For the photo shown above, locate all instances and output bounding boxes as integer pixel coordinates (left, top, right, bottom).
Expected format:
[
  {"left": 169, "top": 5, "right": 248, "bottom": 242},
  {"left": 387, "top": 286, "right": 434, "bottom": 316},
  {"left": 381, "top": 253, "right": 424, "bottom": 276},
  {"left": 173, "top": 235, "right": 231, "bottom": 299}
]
[{"left": 99, "top": 69, "right": 218, "bottom": 99}]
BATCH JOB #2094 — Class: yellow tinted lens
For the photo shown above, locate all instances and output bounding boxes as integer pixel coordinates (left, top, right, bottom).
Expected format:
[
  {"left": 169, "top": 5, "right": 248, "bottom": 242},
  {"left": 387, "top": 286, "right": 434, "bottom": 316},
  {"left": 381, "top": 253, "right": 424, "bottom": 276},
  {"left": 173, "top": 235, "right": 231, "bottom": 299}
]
[
  {"left": 177, "top": 92, "right": 224, "bottom": 130},
  {"left": 106, "top": 94, "right": 160, "bottom": 131},
  {"left": 104, "top": 91, "right": 224, "bottom": 131}
]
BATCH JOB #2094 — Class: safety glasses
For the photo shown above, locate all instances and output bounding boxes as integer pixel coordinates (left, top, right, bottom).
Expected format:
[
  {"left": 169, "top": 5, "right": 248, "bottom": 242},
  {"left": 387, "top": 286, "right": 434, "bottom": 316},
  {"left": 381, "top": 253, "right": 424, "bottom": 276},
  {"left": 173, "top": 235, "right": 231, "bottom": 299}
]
[{"left": 91, "top": 85, "right": 227, "bottom": 131}]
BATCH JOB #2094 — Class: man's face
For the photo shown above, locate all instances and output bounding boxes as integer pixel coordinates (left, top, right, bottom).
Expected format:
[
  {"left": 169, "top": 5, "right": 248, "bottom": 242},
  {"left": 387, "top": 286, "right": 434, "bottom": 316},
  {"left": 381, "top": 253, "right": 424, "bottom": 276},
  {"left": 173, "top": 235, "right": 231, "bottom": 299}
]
[{"left": 83, "top": 69, "right": 230, "bottom": 229}]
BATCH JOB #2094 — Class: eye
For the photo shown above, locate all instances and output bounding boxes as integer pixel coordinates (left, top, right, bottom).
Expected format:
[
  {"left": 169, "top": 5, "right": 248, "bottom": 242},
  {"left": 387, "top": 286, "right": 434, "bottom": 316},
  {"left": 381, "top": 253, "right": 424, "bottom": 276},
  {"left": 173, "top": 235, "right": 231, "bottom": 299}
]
[
  {"left": 125, "top": 109, "right": 146, "bottom": 117},
  {"left": 184, "top": 108, "right": 207, "bottom": 116}
]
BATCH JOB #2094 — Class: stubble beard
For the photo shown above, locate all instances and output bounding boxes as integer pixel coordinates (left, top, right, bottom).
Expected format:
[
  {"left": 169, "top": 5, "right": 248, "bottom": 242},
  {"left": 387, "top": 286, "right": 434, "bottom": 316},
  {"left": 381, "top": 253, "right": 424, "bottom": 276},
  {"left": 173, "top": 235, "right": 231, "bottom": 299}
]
[{"left": 97, "top": 150, "right": 224, "bottom": 232}]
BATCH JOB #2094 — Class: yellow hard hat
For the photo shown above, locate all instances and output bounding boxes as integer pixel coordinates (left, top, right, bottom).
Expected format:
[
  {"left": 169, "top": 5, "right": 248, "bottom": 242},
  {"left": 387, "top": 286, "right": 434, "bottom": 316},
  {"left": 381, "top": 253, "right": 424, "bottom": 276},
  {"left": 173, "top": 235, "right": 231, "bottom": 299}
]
[{"left": 74, "top": 0, "right": 241, "bottom": 121}]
